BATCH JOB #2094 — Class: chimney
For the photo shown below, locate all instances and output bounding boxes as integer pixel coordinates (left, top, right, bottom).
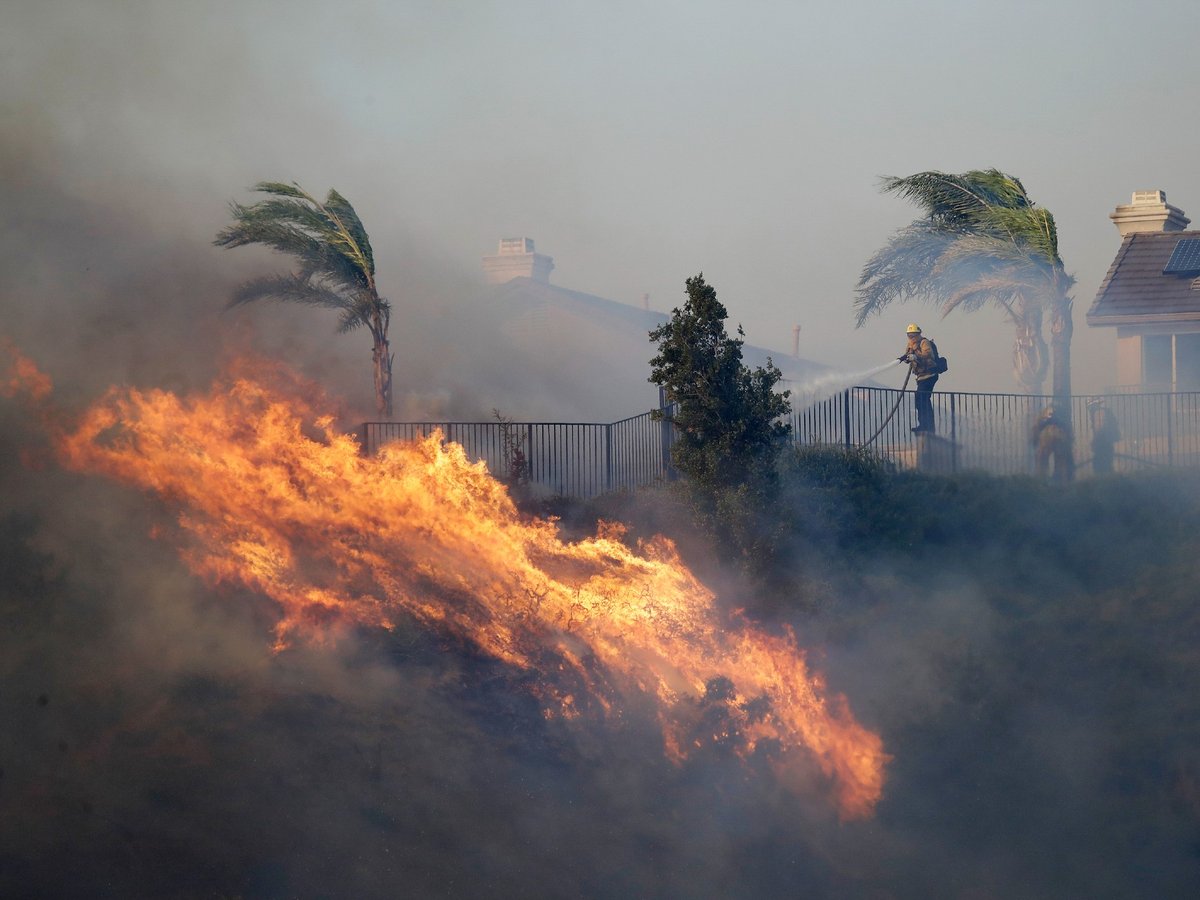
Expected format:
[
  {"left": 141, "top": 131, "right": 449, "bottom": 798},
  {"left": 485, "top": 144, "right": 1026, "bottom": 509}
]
[
  {"left": 482, "top": 237, "right": 555, "bottom": 285},
  {"left": 1110, "top": 190, "right": 1190, "bottom": 236}
]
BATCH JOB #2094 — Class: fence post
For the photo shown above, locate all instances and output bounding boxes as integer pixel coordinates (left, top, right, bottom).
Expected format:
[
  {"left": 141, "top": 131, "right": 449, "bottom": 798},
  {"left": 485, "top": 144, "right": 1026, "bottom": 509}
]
[
  {"left": 658, "top": 386, "right": 675, "bottom": 480},
  {"left": 1168, "top": 394, "right": 1175, "bottom": 467},
  {"left": 524, "top": 424, "right": 534, "bottom": 484},
  {"left": 843, "top": 390, "right": 852, "bottom": 448},
  {"left": 605, "top": 423, "right": 613, "bottom": 493},
  {"left": 950, "top": 394, "right": 958, "bottom": 472}
]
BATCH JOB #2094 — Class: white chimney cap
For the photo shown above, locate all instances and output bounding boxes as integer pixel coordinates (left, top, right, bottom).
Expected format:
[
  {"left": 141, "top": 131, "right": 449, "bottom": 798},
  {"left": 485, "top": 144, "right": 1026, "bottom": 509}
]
[
  {"left": 1110, "top": 190, "right": 1190, "bottom": 235},
  {"left": 498, "top": 237, "right": 535, "bottom": 256},
  {"left": 1131, "top": 190, "right": 1168, "bottom": 206}
]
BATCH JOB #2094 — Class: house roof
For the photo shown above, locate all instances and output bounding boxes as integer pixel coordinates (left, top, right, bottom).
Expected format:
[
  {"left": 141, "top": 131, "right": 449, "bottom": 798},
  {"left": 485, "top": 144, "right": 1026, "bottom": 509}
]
[
  {"left": 487, "top": 276, "right": 827, "bottom": 380},
  {"left": 1087, "top": 231, "right": 1200, "bottom": 326},
  {"left": 489, "top": 276, "right": 667, "bottom": 339}
]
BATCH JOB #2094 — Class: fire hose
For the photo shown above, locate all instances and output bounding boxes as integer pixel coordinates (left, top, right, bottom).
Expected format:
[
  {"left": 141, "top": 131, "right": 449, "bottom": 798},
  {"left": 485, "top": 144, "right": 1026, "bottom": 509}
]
[{"left": 860, "top": 361, "right": 912, "bottom": 448}]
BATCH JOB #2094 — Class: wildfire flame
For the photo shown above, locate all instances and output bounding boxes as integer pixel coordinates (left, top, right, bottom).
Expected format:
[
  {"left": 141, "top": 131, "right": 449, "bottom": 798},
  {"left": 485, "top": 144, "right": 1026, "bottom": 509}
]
[{"left": 50, "top": 358, "right": 888, "bottom": 819}]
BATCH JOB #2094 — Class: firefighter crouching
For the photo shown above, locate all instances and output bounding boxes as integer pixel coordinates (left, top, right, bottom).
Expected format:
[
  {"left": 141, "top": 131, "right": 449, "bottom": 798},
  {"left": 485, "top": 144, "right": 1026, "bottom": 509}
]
[{"left": 899, "top": 323, "right": 942, "bottom": 434}]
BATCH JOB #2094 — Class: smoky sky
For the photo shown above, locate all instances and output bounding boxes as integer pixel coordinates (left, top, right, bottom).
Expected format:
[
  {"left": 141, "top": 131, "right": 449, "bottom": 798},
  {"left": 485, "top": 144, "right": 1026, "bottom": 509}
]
[{"left": 6, "top": 0, "right": 1200, "bottom": 404}]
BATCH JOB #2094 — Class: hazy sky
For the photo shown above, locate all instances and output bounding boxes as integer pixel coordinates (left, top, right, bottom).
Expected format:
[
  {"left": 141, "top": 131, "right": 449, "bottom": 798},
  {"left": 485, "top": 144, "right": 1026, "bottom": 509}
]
[{"left": 5, "top": 0, "right": 1200, "bottom": 401}]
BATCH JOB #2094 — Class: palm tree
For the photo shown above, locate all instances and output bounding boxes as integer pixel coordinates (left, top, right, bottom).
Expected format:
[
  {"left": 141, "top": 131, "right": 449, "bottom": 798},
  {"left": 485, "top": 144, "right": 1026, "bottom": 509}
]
[
  {"left": 214, "top": 181, "right": 393, "bottom": 417},
  {"left": 855, "top": 169, "right": 1074, "bottom": 402}
]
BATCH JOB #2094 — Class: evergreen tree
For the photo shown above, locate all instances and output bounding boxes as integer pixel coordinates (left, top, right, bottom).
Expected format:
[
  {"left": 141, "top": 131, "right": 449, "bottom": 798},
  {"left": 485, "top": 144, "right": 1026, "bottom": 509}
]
[{"left": 649, "top": 274, "right": 791, "bottom": 495}]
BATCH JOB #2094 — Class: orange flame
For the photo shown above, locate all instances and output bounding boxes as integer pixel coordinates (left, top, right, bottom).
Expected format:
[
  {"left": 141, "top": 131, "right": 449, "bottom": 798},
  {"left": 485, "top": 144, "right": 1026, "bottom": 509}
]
[{"left": 55, "top": 360, "right": 888, "bottom": 818}]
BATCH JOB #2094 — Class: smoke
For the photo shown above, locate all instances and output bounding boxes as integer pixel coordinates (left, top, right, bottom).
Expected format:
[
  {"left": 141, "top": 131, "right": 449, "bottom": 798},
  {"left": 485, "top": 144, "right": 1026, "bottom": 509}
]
[
  {"left": 8, "top": 338, "right": 1200, "bottom": 897},
  {"left": 0, "top": 385, "right": 861, "bottom": 898},
  {"left": 0, "top": 1, "right": 641, "bottom": 429}
]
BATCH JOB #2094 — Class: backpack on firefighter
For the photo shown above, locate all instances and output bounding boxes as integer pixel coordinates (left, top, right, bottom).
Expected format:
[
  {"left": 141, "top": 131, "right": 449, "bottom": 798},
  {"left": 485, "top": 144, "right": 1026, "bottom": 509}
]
[{"left": 928, "top": 339, "right": 949, "bottom": 374}]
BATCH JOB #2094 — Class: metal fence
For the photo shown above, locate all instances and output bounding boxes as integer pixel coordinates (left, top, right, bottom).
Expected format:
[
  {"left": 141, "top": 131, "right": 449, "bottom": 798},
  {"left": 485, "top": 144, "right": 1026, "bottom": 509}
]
[
  {"left": 362, "top": 388, "right": 1200, "bottom": 498},
  {"left": 794, "top": 387, "right": 1200, "bottom": 476},
  {"left": 362, "top": 409, "right": 673, "bottom": 499}
]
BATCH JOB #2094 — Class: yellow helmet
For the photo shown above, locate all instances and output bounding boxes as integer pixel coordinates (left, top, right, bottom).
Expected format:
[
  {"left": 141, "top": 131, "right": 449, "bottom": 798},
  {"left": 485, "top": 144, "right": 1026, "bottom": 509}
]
[{"left": 906, "top": 323, "right": 922, "bottom": 335}]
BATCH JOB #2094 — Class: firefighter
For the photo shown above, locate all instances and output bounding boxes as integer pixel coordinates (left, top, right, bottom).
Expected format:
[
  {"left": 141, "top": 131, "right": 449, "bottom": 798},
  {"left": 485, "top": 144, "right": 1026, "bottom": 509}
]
[
  {"left": 1031, "top": 405, "right": 1074, "bottom": 483},
  {"left": 1088, "top": 398, "right": 1120, "bottom": 475},
  {"left": 899, "top": 324, "right": 941, "bottom": 434}
]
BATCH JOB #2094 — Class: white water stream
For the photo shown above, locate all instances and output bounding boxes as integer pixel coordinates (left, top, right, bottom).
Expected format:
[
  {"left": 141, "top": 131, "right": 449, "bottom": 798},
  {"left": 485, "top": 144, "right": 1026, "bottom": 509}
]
[{"left": 788, "top": 359, "right": 906, "bottom": 411}]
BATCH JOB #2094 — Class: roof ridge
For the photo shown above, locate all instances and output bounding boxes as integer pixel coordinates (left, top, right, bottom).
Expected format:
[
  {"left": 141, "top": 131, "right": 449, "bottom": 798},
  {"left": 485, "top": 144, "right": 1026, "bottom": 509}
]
[{"left": 1088, "top": 233, "right": 1136, "bottom": 316}]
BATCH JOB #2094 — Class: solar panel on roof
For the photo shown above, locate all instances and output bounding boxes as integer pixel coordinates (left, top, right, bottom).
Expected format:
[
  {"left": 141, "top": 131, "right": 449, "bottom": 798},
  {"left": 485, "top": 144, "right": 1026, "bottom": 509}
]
[{"left": 1163, "top": 239, "right": 1200, "bottom": 275}]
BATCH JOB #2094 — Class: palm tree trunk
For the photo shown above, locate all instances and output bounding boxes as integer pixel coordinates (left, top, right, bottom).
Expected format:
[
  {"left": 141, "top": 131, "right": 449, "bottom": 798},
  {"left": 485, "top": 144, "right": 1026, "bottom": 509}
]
[
  {"left": 1049, "top": 289, "right": 1074, "bottom": 480},
  {"left": 1012, "top": 300, "right": 1048, "bottom": 395},
  {"left": 372, "top": 331, "right": 392, "bottom": 418},
  {"left": 1050, "top": 294, "right": 1073, "bottom": 404}
]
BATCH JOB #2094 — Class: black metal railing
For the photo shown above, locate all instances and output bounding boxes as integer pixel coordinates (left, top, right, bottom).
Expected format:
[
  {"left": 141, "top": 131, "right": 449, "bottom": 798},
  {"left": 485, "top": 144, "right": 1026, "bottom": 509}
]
[
  {"left": 362, "top": 408, "right": 674, "bottom": 499},
  {"left": 362, "top": 389, "right": 1200, "bottom": 498},
  {"left": 793, "top": 387, "right": 1200, "bottom": 476}
]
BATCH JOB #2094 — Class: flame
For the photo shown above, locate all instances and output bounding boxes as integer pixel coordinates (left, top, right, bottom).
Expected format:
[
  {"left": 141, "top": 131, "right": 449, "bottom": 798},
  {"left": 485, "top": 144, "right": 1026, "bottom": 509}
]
[{"left": 54, "top": 359, "right": 888, "bottom": 819}]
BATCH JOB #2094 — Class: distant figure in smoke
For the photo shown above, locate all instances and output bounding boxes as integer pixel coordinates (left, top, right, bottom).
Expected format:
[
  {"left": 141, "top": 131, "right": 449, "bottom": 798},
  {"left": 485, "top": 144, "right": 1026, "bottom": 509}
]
[
  {"left": 1031, "top": 405, "right": 1074, "bottom": 483},
  {"left": 1088, "top": 398, "right": 1120, "bottom": 475},
  {"left": 899, "top": 323, "right": 942, "bottom": 434}
]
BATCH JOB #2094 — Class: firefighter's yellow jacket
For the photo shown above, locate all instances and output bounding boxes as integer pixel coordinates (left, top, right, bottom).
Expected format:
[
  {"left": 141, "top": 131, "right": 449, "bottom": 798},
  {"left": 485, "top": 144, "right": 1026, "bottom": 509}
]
[{"left": 906, "top": 337, "right": 939, "bottom": 381}]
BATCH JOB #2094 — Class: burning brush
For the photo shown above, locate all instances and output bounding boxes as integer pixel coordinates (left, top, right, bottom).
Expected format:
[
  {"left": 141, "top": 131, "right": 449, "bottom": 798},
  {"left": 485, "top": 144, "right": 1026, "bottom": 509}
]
[{"left": 18, "top": 352, "right": 887, "bottom": 819}]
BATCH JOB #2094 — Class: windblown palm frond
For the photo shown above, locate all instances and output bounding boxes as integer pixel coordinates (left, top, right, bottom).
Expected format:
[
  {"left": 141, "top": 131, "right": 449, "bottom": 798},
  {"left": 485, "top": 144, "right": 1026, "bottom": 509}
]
[
  {"left": 227, "top": 273, "right": 353, "bottom": 311},
  {"left": 853, "top": 225, "right": 954, "bottom": 324},
  {"left": 938, "top": 272, "right": 1037, "bottom": 315},
  {"left": 214, "top": 182, "right": 376, "bottom": 297},
  {"left": 975, "top": 205, "right": 1061, "bottom": 263},
  {"left": 323, "top": 189, "right": 376, "bottom": 282},
  {"left": 880, "top": 169, "right": 1030, "bottom": 229},
  {"left": 215, "top": 181, "right": 394, "bottom": 416},
  {"left": 932, "top": 235, "right": 1054, "bottom": 290}
]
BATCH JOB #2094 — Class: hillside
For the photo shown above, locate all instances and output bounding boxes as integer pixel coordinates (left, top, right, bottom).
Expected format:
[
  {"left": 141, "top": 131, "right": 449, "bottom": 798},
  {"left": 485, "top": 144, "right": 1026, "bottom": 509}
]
[{"left": 4, "top": 422, "right": 1200, "bottom": 897}]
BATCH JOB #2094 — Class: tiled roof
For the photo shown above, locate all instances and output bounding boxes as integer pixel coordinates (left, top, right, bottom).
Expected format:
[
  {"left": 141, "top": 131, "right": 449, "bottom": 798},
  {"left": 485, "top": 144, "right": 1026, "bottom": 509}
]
[{"left": 1087, "top": 231, "right": 1200, "bottom": 326}]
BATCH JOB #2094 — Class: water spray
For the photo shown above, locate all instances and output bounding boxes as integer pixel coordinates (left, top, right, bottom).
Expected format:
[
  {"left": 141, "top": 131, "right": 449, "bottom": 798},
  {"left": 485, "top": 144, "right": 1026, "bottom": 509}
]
[{"left": 790, "top": 358, "right": 907, "bottom": 411}]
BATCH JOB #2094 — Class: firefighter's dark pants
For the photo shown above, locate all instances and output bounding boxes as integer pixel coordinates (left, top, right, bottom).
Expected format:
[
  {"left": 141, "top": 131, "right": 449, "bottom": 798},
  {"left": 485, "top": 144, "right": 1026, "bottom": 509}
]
[{"left": 915, "top": 375, "right": 938, "bottom": 433}]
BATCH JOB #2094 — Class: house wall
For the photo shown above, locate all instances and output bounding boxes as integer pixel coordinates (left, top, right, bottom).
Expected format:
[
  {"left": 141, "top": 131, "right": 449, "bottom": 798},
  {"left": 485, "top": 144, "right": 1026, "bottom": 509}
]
[
  {"left": 1116, "top": 332, "right": 1141, "bottom": 387},
  {"left": 1116, "top": 324, "right": 1200, "bottom": 389}
]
